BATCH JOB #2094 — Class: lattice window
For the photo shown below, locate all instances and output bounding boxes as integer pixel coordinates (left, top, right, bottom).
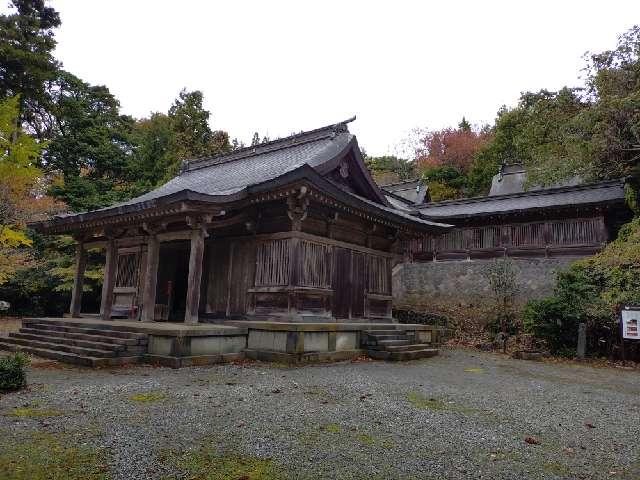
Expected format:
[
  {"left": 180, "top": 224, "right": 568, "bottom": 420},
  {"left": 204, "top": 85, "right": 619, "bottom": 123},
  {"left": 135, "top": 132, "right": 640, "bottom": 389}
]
[
  {"left": 299, "top": 241, "right": 332, "bottom": 288},
  {"left": 368, "top": 255, "right": 390, "bottom": 294},
  {"left": 549, "top": 218, "right": 601, "bottom": 246},
  {"left": 255, "top": 239, "right": 290, "bottom": 286},
  {"left": 469, "top": 226, "right": 501, "bottom": 249},
  {"left": 115, "top": 252, "right": 140, "bottom": 288},
  {"left": 438, "top": 229, "right": 465, "bottom": 250},
  {"left": 511, "top": 222, "right": 545, "bottom": 246}
]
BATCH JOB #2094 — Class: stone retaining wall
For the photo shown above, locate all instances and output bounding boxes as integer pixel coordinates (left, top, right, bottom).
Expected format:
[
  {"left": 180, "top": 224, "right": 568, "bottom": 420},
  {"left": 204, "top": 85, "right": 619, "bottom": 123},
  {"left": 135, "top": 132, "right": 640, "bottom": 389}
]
[{"left": 393, "top": 257, "right": 577, "bottom": 312}]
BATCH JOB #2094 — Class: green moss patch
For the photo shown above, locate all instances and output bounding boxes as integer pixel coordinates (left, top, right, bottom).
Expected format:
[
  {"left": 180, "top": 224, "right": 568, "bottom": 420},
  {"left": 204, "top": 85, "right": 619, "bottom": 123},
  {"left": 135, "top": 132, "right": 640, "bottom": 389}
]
[
  {"left": 129, "top": 391, "right": 167, "bottom": 403},
  {"left": 541, "top": 461, "right": 571, "bottom": 476},
  {"left": 169, "top": 447, "right": 287, "bottom": 480},
  {"left": 0, "top": 432, "right": 109, "bottom": 480},
  {"left": 320, "top": 423, "right": 341, "bottom": 433},
  {"left": 464, "top": 367, "right": 485, "bottom": 373},
  {"left": 407, "top": 392, "right": 479, "bottom": 415},
  {"left": 3, "top": 403, "right": 63, "bottom": 417}
]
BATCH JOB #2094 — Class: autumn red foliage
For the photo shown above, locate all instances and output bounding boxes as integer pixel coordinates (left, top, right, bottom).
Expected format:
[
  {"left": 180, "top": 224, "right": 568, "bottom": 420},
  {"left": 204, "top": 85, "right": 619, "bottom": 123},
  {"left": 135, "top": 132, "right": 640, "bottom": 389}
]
[{"left": 415, "top": 127, "right": 490, "bottom": 174}]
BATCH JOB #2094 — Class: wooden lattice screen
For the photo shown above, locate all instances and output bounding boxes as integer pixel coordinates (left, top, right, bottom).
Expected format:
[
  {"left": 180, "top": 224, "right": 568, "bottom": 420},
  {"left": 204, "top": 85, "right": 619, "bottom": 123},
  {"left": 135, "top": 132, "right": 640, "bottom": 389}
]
[
  {"left": 254, "top": 239, "right": 290, "bottom": 286},
  {"left": 299, "top": 240, "right": 332, "bottom": 288},
  {"left": 115, "top": 252, "right": 140, "bottom": 288},
  {"left": 367, "top": 255, "right": 390, "bottom": 294}
]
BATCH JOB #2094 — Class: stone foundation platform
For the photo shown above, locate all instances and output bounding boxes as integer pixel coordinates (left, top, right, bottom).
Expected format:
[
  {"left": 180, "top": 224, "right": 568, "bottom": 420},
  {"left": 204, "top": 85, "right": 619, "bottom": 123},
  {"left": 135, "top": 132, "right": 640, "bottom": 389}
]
[{"left": 0, "top": 317, "right": 442, "bottom": 367}]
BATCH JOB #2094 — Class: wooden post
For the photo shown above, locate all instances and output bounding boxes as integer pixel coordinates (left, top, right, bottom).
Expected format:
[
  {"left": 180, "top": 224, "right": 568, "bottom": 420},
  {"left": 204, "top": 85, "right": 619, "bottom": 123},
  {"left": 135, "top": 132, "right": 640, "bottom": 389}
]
[
  {"left": 184, "top": 227, "right": 206, "bottom": 324},
  {"left": 140, "top": 235, "right": 160, "bottom": 322},
  {"left": 69, "top": 241, "right": 87, "bottom": 318},
  {"left": 100, "top": 239, "right": 117, "bottom": 320}
]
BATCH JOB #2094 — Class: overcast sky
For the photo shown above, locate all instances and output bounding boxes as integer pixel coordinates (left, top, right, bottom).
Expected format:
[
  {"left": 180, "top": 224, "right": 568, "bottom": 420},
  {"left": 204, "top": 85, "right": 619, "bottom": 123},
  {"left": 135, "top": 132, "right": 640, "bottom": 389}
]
[{"left": 33, "top": 1, "right": 640, "bottom": 156}]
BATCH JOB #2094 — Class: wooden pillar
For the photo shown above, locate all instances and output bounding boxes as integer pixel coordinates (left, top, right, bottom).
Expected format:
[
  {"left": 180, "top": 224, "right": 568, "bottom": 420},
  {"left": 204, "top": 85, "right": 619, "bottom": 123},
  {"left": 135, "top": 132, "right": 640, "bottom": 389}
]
[
  {"left": 100, "top": 239, "right": 117, "bottom": 320},
  {"left": 184, "top": 227, "right": 206, "bottom": 324},
  {"left": 140, "top": 235, "right": 160, "bottom": 322},
  {"left": 69, "top": 241, "right": 87, "bottom": 318}
]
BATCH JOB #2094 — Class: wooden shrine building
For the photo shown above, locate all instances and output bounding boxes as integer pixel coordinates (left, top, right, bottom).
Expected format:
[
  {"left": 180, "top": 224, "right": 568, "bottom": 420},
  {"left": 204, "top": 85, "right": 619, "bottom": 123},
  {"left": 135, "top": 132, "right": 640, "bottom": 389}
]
[
  {"left": 385, "top": 164, "right": 629, "bottom": 262},
  {"left": 32, "top": 119, "right": 450, "bottom": 325}
]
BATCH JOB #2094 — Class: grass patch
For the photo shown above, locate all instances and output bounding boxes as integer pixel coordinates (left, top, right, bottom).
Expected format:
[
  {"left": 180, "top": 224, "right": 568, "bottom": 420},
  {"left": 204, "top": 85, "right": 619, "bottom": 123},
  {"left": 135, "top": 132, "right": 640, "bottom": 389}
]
[
  {"left": 0, "top": 432, "right": 108, "bottom": 480},
  {"left": 129, "top": 391, "right": 167, "bottom": 403},
  {"left": 541, "top": 461, "right": 571, "bottom": 476},
  {"left": 356, "top": 433, "right": 375, "bottom": 446},
  {"left": 464, "top": 367, "right": 485, "bottom": 373},
  {"left": 4, "top": 402, "right": 63, "bottom": 417},
  {"left": 407, "top": 392, "right": 479, "bottom": 414},
  {"left": 170, "top": 447, "right": 287, "bottom": 480},
  {"left": 321, "top": 423, "right": 341, "bottom": 433}
]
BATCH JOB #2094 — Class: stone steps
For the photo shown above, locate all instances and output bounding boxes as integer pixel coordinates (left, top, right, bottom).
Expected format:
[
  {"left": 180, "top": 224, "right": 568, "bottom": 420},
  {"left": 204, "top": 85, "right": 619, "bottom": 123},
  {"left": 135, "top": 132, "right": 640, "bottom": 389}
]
[
  {"left": 363, "top": 328, "right": 438, "bottom": 361},
  {"left": 0, "top": 319, "right": 149, "bottom": 367},
  {"left": 9, "top": 332, "right": 146, "bottom": 355},
  {"left": 2, "top": 336, "right": 118, "bottom": 357},
  {"left": 22, "top": 322, "right": 148, "bottom": 342},
  {"left": 0, "top": 341, "right": 140, "bottom": 367},
  {"left": 367, "top": 348, "right": 439, "bottom": 361},
  {"left": 371, "top": 343, "right": 428, "bottom": 352},
  {"left": 19, "top": 327, "right": 142, "bottom": 346}
]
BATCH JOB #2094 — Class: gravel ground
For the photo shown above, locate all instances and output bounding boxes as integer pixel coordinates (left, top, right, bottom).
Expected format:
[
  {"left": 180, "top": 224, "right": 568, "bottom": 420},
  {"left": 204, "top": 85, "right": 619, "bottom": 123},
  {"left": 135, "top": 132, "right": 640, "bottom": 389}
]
[{"left": 1, "top": 348, "right": 639, "bottom": 479}]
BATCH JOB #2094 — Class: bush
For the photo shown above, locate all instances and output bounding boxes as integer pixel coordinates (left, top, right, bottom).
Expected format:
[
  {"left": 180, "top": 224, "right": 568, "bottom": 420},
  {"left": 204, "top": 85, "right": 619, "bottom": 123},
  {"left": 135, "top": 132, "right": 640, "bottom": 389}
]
[
  {"left": 523, "top": 297, "right": 581, "bottom": 353},
  {"left": 0, "top": 352, "right": 30, "bottom": 391},
  {"left": 523, "top": 217, "right": 640, "bottom": 357}
]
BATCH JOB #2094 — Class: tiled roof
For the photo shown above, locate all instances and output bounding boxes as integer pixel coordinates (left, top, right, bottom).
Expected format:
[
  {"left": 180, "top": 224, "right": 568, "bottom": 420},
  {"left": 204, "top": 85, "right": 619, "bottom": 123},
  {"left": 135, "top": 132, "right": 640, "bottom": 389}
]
[
  {"left": 381, "top": 179, "right": 426, "bottom": 205},
  {"left": 417, "top": 179, "right": 626, "bottom": 219},
  {"left": 114, "top": 122, "right": 354, "bottom": 208},
  {"left": 38, "top": 119, "right": 451, "bottom": 233}
]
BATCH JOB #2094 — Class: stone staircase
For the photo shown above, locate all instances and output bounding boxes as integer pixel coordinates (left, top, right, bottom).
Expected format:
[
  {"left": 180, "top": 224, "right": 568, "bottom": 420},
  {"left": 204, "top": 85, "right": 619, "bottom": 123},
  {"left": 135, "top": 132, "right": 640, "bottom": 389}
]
[
  {"left": 363, "top": 328, "right": 438, "bottom": 361},
  {"left": 0, "top": 319, "right": 148, "bottom": 367}
]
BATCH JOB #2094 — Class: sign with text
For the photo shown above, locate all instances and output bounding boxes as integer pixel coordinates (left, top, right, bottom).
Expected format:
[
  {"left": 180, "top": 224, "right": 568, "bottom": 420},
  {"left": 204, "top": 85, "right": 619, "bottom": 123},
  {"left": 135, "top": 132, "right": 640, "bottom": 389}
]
[{"left": 621, "top": 307, "right": 640, "bottom": 340}]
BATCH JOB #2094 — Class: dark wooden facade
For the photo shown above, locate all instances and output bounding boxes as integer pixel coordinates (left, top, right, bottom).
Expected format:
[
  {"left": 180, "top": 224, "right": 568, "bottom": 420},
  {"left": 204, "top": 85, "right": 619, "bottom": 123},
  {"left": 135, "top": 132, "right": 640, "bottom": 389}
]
[
  {"left": 386, "top": 177, "right": 630, "bottom": 262},
  {"left": 34, "top": 121, "right": 449, "bottom": 324}
]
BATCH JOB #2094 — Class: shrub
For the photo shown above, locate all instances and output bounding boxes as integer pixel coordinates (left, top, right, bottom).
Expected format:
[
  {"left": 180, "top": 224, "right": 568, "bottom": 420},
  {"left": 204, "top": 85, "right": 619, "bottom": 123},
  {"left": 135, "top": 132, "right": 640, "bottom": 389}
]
[
  {"left": 523, "top": 217, "right": 640, "bottom": 356},
  {"left": 481, "top": 258, "right": 521, "bottom": 335},
  {"left": 0, "top": 352, "right": 30, "bottom": 391},
  {"left": 523, "top": 297, "right": 581, "bottom": 353}
]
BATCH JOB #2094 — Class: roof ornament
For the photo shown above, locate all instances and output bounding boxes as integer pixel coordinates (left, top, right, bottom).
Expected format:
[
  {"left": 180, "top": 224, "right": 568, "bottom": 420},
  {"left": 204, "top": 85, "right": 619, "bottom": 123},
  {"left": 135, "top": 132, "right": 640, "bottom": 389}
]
[
  {"left": 332, "top": 115, "right": 356, "bottom": 136},
  {"left": 498, "top": 162, "right": 506, "bottom": 182}
]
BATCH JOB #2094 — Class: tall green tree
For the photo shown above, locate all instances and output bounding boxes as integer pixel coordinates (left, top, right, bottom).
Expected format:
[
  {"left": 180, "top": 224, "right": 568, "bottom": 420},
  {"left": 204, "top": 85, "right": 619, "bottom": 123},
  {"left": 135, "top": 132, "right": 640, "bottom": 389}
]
[
  {"left": 581, "top": 25, "right": 640, "bottom": 182},
  {"left": 168, "top": 89, "right": 230, "bottom": 161},
  {"left": 0, "top": 0, "right": 60, "bottom": 135},
  {"left": 129, "top": 113, "right": 178, "bottom": 189},
  {"left": 45, "top": 71, "right": 136, "bottom": 211},
  {"left": 365, "top": 155, "right": 415, "bottom": 185}
]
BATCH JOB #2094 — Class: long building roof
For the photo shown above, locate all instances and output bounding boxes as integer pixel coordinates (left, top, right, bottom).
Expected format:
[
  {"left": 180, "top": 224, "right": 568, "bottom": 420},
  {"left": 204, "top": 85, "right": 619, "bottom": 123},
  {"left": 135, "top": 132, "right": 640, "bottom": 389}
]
[
  {"left": 35, "top": 119, "right": 451, "bottom": 233},
  {"left": 416, "top": 178, "right": 626, "bottom": 220}
]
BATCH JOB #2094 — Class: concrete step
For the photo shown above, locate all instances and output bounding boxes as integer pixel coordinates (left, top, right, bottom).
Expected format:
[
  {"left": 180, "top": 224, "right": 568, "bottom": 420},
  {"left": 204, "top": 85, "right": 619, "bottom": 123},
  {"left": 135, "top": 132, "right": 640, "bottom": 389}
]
[
  {"left": 364, "top": 329, "right": 400, "bottom": 335},
  {"left": 23, "top": 323, "right": 148, "bottom": 343},
  {"left": 372, "top": 343, "right": 430, "bottom": 352},
  {"left": 365, "top": 333, "right": 410, "bottom": 341},
  {"left": 19, "top": 327, "right": 142, "bottom": 346},
  {"left": 367, "top": 348, "right": 438, "bottom": 361},
  {"left": 375, "top": 339, "right": 411, "bottom": 347},
  {"left": 10, "top": 332, "right": 126, "bottom": 353},
  {"left": 25, "top": 318, "right": 150, "bottom": 335},
  {"left": 0, "top": 341, "right": 140, "bottom": 367},
  {"left": 0, "top": 336, "right": 117, "bottom": 357}
]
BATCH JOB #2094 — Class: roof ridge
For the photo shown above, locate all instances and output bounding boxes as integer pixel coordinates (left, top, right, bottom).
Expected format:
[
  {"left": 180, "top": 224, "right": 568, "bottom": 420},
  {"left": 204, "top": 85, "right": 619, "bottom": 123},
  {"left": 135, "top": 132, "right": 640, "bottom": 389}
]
[
  {"left": 183, "top": 117, "right": 355, "bottom": 173},
  {"left": 418, "top": 178, "right": 626, "bottom": 209},
  {"left": 380, "top": 178, "right": 421, "bottom": 189}
]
